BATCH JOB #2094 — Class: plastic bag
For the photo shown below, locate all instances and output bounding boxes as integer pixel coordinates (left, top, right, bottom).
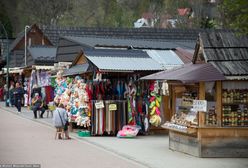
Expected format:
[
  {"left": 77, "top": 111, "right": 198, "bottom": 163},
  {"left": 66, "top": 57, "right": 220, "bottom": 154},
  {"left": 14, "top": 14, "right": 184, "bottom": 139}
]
[{"left": 117, "top": 125, "right": 141, "bottom": 138}]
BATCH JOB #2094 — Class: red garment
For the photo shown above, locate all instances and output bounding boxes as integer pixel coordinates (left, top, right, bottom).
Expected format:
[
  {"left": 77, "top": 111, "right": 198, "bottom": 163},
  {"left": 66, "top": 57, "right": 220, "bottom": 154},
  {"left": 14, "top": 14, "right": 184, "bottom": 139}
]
[
  {"left": 45, "top": 86, "right": 54, "bottom": 104},
  {"left": 0, "top": 88, "right": 3, "bottom": 101}
]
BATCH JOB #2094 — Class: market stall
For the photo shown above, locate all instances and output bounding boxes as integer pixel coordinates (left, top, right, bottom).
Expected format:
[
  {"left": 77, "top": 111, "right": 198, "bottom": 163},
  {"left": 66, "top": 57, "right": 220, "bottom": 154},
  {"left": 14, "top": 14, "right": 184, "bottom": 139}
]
[
  {"left": 141, "top": 31, "right": 248, "bottom": 157},
  {"left": 56, "top": 48, "right": 171, "bottom": 136}
]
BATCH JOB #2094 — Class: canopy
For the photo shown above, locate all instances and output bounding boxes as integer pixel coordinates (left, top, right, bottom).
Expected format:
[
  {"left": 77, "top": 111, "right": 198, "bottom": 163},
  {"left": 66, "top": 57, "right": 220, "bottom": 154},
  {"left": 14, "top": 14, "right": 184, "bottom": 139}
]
[{"left": 140, "top": 63, "right": 226, "bottom": 83}]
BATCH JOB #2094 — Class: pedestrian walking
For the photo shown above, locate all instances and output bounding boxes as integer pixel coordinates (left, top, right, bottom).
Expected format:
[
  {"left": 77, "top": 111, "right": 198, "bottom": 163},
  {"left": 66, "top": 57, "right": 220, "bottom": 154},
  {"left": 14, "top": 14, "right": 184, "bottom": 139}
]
[
  {"left": 13, "top": 82, "right": 24, "bottom": 112},
  {"left": 53, "top": 103, "right": 71, "bottom": 139},
  {"left": 9, "top": 84, "right": 15, "bottom": 107},
  {"left": 31, "top": 93, "right": 45, "bottom": 119}
]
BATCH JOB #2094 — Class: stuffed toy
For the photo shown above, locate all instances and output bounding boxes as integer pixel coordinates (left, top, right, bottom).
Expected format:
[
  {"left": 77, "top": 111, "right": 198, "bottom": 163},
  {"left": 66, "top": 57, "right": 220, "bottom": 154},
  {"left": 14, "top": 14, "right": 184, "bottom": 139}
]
[{"left": 162, "top": 80, "right": 169, "bottom": 96}]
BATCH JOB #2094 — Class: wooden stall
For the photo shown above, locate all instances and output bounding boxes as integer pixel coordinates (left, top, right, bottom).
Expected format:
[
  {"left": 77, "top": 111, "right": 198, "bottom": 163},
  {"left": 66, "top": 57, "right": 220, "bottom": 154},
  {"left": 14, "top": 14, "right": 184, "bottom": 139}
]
[
  {"left": 165, "top": 80, "right": 248, "bottom": 157},
  {"left": 142, "top": 30, "right": 248, "bottom": 157}
]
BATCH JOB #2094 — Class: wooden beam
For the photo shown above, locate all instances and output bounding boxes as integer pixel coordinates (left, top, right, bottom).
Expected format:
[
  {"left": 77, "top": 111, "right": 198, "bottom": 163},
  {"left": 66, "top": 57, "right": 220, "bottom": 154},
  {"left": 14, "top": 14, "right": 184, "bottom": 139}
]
[
  {"left": 216, "top": 81, "right": 222, "bottom": 126},
  {"left": 199, "top": 82, "right": 205, "bottom": 127}
]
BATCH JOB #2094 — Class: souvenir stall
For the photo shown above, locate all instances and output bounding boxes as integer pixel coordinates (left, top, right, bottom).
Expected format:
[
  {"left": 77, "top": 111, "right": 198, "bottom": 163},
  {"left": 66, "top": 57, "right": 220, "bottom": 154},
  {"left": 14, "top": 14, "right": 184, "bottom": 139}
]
[
  {"left": 56, "top": 69, "right": 167, "bottom": 136},
  {"left": 23, "top": 67, "right": 55, "bottom": 108},
  {"left": 54, "top": 48, "right": 167, "bottom": 136},
  {"left": 90, "top": 72, "right": 156, "bottom": 136},
  {"left": 54, "top": 71, "right": 92, "bottom": 132},
  {"left": 141, "top": 63, "right": 248, "bottom": 157}
]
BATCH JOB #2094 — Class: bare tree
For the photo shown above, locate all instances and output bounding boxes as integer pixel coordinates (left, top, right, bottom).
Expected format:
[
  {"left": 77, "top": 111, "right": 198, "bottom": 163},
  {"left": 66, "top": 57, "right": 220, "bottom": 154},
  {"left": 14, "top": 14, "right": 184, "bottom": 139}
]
[{"left": 17, "top": 0, "right": 72, "bottom": 25}]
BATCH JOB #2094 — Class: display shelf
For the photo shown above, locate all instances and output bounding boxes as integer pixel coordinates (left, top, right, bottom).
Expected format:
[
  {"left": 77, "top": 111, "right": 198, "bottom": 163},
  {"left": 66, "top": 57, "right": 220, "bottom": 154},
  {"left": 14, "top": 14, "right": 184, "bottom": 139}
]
[
  {"left": 222, "top": 103, "right": 248, "bottom": 106},
  {"left": 161, "top": 123, "right": 197, "bottom": 134}
]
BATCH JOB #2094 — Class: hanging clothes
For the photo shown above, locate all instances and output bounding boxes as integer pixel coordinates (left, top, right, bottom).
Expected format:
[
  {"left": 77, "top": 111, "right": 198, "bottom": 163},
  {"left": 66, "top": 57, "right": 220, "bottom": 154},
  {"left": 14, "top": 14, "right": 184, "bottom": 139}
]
[{"left": 45, "top": 86, "right": 54, "bottom": 104}]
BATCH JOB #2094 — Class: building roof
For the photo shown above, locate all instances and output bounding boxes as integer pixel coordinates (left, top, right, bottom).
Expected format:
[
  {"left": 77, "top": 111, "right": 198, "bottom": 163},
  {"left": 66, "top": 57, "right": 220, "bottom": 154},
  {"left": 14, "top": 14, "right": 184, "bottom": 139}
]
[
  {"left": 62, "top": 36, "right": 195, "bottom": 50},
  {"left": 0, "top": 38, "right": 14, "bottom": 62},
  {"left": 140, "top": 63, "right": 226, "bottom": 83},
  {"left": 40, "top": 25, "right": 202, "bottom": 46},
  {"left": 84, "top": 49, "right": 163, "bottom": 72},
  {"left": 28, "top": 46, "right": 56, "bottom": 60},
  {"left": 145, "top": 50, "right": 184, "bottom": 69},
  {"left": 63, "top": 63, "right": 89, "bottom": 76},
  {"left": 8, "top": 50, "right": 24, "bottom": 68},
  {"left": 27, "top": 46, "right": 57, "bottom": 66},
  {"left": 199, "top": 30, "right": 248, "bottom": 78},
  {"left": 10, "top": 24, "right": 52, "bottom": 51},
  {"left": 200, "top": 30, "right": 248, "bottom": 48},
  {"left": 174, "top": 47, "right": 194, "bottom": 64}
]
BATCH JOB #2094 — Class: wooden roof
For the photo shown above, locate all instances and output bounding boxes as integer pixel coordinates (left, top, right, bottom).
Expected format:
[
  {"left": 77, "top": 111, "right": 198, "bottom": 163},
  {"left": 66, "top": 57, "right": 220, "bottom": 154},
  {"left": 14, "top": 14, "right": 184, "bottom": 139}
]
[{"left": 194, "top": 30, "right": 248, "bottom": 79}]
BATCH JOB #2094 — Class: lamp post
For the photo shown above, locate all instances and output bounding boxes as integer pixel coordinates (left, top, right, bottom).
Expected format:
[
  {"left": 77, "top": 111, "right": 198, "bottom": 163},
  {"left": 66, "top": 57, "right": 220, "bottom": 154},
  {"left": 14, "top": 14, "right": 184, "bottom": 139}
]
[
  {"left": 0, "top": 22, "right": 10, "bottom": 106},
  {"left": 24, "top": 25, "right": 30, "bottom": 67}
]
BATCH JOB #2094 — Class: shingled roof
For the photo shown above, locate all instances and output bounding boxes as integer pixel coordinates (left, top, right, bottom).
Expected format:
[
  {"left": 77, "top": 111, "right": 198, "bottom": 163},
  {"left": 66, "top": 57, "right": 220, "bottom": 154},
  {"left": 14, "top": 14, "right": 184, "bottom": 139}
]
[
  {"left": 40, "top": 25, "right": 202, "bottom": 46},
  {"left": 62, "top": 35, "right": 195, "bottom": 50},
  {"left": 27, "top": 46, "right": 57, "bottom": 66},
  {"left": 197, "top": 30, "right": 248, "bottom": 79}
]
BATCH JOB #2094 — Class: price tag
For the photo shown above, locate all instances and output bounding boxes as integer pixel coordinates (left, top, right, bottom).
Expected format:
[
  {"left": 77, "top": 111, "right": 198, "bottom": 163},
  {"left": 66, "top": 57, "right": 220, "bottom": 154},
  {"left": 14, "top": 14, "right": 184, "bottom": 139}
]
[
  {"left": 95, "top": 101, "right": 104, "bottom": 109},
  {"left": 109, "top": 104, "right": 117, "bottom": 111}
]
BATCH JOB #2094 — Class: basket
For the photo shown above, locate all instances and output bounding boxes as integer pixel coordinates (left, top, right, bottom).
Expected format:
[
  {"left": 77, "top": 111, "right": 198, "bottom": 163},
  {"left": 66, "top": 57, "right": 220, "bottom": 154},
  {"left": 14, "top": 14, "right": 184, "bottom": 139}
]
[{"left": 78, "top": 130, "right": 91, "bottom": 137}]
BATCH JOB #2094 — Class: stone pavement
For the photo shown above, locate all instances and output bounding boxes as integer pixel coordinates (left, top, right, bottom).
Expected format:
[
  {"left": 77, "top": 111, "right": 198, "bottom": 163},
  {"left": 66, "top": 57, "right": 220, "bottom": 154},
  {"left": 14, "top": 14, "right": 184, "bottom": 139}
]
[{"left": 0, "top": 102, "right": 248, "bottom": 168}]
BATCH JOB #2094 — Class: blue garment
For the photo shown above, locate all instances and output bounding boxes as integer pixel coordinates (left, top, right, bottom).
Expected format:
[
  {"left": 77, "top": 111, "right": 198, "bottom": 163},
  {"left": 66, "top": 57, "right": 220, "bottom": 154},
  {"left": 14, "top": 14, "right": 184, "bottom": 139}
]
[{"left": 53, "top": 107, "right": 68, "bottom": 127}]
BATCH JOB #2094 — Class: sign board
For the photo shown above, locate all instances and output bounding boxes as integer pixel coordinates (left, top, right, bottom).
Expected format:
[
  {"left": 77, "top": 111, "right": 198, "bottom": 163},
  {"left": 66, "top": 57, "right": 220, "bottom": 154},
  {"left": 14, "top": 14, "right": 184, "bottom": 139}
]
[
  {"left": 192, "top": 100, "right": 207, "bottom": 112},
  {"left": 95, "top": 101, "right": 104, "bottom": 109},
  {"left": 109, "top": 104, "right": 117, "bottom": 111}
]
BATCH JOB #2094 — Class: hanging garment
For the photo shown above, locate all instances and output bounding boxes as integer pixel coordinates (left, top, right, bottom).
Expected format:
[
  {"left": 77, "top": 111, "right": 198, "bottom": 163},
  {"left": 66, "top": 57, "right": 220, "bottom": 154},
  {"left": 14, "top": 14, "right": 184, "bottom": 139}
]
[
  {"left": 40, "top": 71, "right": 48, "bottom": 86},
  {"left": 91, "top": 101, "right": 95, "bottom": 135},
  {"left": 41, "top": 87, "right": 46, "bottom": 101},
  {"left": 36, "top": 70, "right": 41, "bottom": 87},
  {"left": 105, "top": 100, "right": 111, "bottom": 134},
  {"left": 24, "top": 94, "right": 28, "bottom": 107},
  {"left": 99, "top": 107, "right": 104, "bottom": 135},
  {"left": 45, "top": 86, "right": 54, "bottom": 104}
]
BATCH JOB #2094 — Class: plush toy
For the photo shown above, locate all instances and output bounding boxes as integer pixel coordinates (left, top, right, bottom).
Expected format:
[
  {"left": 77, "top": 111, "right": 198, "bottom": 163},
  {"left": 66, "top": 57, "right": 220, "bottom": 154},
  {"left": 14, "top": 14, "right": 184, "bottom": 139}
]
[{"left": 162, "top": 80, "right": 169, "bottom": 96}]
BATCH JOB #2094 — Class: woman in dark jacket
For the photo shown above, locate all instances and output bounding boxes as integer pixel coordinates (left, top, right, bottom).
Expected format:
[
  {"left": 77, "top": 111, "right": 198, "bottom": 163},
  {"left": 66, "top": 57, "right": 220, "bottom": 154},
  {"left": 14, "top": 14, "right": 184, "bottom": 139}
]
[{"left": 13, "top": 82, "right": 24, "bottom": 112}]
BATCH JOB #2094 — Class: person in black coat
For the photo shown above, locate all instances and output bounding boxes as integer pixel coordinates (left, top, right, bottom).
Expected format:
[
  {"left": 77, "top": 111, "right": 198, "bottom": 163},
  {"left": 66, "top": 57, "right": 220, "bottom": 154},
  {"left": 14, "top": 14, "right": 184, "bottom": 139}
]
[{"left": 13, "top": 82, "right": 24, "bottom": 112}]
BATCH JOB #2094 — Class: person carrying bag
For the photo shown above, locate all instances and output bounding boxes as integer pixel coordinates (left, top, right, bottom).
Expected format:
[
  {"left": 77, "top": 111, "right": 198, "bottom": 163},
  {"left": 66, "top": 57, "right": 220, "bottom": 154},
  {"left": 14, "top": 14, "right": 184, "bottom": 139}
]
[{"left": 53, "top": 103, "right": 71, "bottom": 139}]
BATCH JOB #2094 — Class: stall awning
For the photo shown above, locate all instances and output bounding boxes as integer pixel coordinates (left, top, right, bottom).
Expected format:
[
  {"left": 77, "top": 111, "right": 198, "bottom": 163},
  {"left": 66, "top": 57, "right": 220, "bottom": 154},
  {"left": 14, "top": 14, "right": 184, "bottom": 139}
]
[
  {"left": 32, "top": 65, "right": 55, "bottom": 70},
  {"left": 63, "top": 64, "right": 89, "bottom": 76},
  {"left": 86, "top": 56, "right": 162, "bottom": 71},
  {"left": 2, "top": 67, "right": 24, "bottom": 74},
  {"left": 140, "top": 63, "right": 226, "bottom": 83}
]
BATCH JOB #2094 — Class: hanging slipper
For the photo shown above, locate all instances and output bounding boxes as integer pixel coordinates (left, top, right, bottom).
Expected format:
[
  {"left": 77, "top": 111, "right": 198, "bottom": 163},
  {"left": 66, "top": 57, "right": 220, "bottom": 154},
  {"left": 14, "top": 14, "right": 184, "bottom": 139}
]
[
  {"left": 155, "top": 107, "right": 161, "bottom": 115},
  {"left": 149, "top": 101, "right": 156, "bottom": 109},
  {"left": 149, "top": 83, "right": 155, "bottom": 91},
  {"left": 150, "top": 91, "right": 156, "bottom": 97},
  {"left": 156, "top": 99, "right": 160, "bottom": 108},
  {"left": 149, "top": 96, "right": 156, "bottom": 102},
  {"left": 156, "top": 95, "right": 162, "bottom": 103},
  {"left": 150, "top": 106, "right": 156, "bottom": 115}
]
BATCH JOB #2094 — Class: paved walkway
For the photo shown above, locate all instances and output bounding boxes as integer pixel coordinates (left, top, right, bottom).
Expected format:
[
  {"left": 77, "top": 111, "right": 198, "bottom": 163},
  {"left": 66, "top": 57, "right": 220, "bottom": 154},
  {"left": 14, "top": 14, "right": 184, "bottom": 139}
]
[{"left": 0, "top": 103, "right": 248, "bottom": 168}]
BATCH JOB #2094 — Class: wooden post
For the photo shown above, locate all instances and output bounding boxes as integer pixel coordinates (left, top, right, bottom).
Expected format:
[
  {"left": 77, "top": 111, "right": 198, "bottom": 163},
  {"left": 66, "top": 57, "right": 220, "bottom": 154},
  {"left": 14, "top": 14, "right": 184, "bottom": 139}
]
[
  {"left": 216, "top": 81, "right": 222, "bottom": 126},
  {"left": 163, "top": 95, "right": 171, "bottom": 121},
  {"left": 199, "top": 82, "right": 205, "bottom": 127}
]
